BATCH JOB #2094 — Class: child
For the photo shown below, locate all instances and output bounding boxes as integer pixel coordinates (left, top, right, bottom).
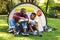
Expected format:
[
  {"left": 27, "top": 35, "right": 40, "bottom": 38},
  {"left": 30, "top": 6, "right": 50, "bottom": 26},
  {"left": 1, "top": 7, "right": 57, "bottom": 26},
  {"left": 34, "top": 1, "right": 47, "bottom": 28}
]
[{"left": 28, "top": 13, "right": 42, "bottom": 37}]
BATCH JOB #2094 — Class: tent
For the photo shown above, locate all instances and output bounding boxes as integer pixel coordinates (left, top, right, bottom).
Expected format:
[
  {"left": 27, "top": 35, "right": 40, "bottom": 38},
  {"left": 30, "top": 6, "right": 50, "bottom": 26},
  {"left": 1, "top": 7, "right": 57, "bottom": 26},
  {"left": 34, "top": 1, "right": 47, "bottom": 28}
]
[{"left": 8, "top": 3, "right": 47, "bottom": 32}]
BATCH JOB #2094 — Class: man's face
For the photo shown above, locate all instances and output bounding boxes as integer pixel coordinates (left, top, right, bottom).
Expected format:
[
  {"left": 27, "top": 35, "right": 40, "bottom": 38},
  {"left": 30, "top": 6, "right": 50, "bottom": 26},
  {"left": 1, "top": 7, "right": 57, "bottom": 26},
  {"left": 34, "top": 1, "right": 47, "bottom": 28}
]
[{"left": 21, "top": 10, "right": 26, "bottom": 15}]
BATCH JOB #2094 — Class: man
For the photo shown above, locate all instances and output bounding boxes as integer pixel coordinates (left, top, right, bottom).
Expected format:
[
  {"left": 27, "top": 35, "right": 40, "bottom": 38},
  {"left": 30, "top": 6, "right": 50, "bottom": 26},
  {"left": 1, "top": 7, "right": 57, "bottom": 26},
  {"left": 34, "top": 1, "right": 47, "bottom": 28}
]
[{"left": 13, "top": 8, "right": 29, "bottom": 35}]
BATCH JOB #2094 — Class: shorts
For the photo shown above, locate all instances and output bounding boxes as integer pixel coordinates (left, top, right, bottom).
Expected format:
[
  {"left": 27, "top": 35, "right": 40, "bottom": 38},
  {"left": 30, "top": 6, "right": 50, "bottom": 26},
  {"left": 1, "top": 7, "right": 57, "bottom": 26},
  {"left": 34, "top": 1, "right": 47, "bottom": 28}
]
[{"left": 21, "top": 21, "right": 27, "bottom": 29}]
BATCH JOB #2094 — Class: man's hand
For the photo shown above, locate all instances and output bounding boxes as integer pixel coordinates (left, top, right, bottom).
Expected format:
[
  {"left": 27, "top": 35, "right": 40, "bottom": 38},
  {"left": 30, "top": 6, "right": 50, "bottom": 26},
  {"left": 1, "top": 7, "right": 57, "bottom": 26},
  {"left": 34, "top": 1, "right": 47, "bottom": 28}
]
[
  {"left": 24, "top": 19, "right": 28, "bottom": 21},
  {"left": 20, "top": 17, "right": 24, "bottom": 19},
  {"left": 20, "top": 17, "right": 28, "bottom": 21},
  {"left": 19, "top": 17, "right": 24, "bottom": 19},
  {"left": 18, "top": 19, "right": 24, "bottom": 23}
]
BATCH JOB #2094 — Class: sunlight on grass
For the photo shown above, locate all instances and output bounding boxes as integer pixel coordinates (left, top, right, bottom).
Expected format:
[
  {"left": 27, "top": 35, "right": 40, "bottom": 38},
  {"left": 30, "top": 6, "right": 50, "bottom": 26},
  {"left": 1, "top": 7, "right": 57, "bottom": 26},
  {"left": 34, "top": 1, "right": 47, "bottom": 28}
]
[
  {"left": 0, "top": 20, "right": 7, "bottom": 23},
  {"left": 47, "top": 18, "right": 60, "bottom": 30},
  {"left": 0, "top": 32, "right": 14, "bottom": 40},
  {"left": 0, "top": 24, "right": 8, "bottom": 26},
  {"left": 14, "top": 37, "right": 32, "bottom": 40},
  {"left": 0, "top": 32, "right": 32, "bottom": 40},
  {"left": 0, "top": 19, "right": 8, "bottom": 26},
  {"left": 56, "top": 36, "right": 60, "bottom": 40},
  {"left": 56, "top": 36, "right": 60, "bottom": 38},
  {"left": 0, "top": 20, "right": 5, "bottom": 21},
  {"left": 0, "top": 32, "right": 13, "bottom": 38}
]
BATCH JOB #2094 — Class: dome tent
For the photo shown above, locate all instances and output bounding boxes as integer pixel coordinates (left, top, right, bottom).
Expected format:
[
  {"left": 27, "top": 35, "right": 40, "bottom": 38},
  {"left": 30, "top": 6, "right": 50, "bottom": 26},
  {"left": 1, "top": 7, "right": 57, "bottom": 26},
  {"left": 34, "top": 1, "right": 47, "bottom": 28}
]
[{"left": 8, "top": 2, "right": 47, "bottom": 32}]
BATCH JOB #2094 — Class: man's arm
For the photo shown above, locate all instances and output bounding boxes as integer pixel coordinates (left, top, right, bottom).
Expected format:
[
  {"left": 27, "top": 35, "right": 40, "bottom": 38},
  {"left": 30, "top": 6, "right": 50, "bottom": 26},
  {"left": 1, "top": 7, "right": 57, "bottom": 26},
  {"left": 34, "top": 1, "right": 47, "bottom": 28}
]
[
  {"left": 23, "top": 15, "right": 29, "bottom": 21},
  {"left": 13, "top": 13, "right": 20, "bottom": 20}
]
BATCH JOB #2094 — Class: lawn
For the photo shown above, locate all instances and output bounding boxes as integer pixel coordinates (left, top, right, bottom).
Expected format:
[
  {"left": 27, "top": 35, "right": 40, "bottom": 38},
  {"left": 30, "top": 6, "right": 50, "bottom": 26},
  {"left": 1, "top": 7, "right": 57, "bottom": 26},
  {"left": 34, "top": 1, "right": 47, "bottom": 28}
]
[{"left": 0, "top": 16, "right": 60, "bottom": 40}]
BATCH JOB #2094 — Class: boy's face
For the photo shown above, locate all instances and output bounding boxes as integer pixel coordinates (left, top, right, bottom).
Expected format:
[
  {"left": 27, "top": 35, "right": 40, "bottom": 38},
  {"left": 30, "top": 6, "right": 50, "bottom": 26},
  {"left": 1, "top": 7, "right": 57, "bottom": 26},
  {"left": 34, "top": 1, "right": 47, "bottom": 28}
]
[{"left": 30, "top": 14, "right": 35, "bottom": 19}]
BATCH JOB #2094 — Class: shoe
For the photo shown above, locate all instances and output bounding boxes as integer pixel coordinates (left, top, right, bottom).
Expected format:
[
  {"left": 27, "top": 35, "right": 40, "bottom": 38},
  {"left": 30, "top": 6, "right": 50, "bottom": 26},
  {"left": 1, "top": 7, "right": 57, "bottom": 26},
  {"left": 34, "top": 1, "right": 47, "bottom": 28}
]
[
  {"left": 26, "top": 32, "right": 29, "bottom": 35},
  {"left": 14, "top": 32, "right": 18, "bottom": 36},
  {"left": 22, "top": 32, "right": 29, "bottom": 36},
  {"left": 8, "top": 30, "right": 13, "bottom": 33},
  {"left": 39, "top": 35, "right": 42, "bottom": 37},
  {"left": 33, "top": 31, "right": 37, "bottom": 36},
  {"left": 22, "top": 32, "right": 25, "bottom": 35},
  {"left": 38, "top": 32, "right": 42, "bottom": 37},
  {"left": 48, "top": 28, "right": 52, "bottom": 32},
  {"left": 16, "top": 32, "right": 19, "bottom": 35}
]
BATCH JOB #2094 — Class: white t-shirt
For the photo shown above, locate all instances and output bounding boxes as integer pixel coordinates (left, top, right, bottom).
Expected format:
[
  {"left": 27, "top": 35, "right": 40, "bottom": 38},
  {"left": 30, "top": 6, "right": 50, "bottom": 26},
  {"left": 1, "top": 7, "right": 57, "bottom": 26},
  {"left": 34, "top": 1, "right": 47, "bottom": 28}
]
[{"left": 29, "top": 18, "right": 38, "bottom": 26}]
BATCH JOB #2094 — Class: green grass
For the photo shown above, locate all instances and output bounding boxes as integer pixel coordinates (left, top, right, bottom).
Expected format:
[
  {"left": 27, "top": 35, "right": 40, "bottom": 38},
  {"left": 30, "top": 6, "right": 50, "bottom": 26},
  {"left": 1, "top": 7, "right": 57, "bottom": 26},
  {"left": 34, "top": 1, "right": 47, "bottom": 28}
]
[{"left": 0, "top": 16, "right": 60, "bottom": 40}]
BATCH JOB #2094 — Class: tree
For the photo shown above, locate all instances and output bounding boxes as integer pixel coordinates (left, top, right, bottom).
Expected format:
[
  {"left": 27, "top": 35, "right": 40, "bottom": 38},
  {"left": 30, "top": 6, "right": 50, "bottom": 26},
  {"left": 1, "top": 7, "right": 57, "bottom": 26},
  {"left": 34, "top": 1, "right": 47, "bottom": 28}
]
[{"left": 0, "top": 0, "right": 7, "bottom": 14}]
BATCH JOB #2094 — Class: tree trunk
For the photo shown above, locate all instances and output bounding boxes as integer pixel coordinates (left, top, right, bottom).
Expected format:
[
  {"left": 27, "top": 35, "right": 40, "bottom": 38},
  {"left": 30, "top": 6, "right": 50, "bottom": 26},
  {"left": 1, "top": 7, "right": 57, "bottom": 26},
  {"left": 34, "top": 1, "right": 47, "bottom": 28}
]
[{"left": 46, "top": 0, "right": 49, "bottom": 12}]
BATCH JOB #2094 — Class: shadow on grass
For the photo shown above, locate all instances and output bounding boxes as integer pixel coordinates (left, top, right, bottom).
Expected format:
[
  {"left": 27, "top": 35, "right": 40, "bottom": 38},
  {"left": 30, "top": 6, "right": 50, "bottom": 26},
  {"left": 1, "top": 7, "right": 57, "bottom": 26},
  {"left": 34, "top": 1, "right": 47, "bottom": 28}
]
[
  {"left": 14, "top": 32, "right": 58, "bottom": 40},
  {"left": 0, "top": 26, "right": 8, "bottom": 33},
  {"left": 0, "top": 26, "right": 59, "bottom": 40}
]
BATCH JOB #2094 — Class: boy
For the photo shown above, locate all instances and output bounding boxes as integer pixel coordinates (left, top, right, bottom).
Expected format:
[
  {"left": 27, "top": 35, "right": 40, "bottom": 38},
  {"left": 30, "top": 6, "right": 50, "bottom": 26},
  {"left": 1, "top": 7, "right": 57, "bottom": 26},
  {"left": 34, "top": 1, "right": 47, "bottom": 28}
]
[{"left": 29, "top": 13, "right": 42, "bottom": 37}]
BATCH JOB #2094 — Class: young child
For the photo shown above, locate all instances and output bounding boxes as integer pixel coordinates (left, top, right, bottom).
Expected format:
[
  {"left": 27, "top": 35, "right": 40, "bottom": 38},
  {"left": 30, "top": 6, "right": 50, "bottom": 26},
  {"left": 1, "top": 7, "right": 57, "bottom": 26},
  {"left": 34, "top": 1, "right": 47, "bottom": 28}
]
[{"left": 28, "top": 13, "right": 42, "bottom": 37}]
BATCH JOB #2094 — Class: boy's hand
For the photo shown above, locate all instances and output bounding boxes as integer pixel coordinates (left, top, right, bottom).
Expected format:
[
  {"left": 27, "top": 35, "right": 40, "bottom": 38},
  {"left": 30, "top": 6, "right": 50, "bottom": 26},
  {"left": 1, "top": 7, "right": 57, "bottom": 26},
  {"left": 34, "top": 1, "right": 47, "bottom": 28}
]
[
  {"left": 34, "top": 22, "right": 38, "bottom": 27},
  {"left": 28, "top": 22, "right": 32, "bottom": 25}
]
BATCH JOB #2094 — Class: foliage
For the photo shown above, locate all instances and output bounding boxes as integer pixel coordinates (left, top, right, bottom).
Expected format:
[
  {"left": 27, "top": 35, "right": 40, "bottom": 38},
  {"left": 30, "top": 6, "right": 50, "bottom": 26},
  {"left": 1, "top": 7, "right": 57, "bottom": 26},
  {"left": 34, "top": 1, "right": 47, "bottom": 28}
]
[
  {"left": 0, "top": 0, "right": 60, "bottom": 16},
  {"left": 0, "top": 0, "right": 16, "bottom": 14},
  {"left": 0, "top": 0, "right": 7, "bottom": 14}
]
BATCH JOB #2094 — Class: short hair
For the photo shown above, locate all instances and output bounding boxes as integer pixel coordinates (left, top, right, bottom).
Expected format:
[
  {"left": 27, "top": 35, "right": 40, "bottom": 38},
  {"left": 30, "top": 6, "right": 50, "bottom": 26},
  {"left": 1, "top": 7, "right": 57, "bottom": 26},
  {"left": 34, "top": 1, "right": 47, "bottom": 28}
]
[
  {"left": 20, "top": 8, "right": 26, "bottom": 13},
  {"left": 21, "top": 8, "right": 26, "bottom": 11},
  {"left": 31, "top": 13, "right": 36, "bottom": 17}
]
